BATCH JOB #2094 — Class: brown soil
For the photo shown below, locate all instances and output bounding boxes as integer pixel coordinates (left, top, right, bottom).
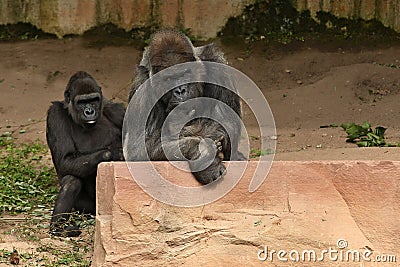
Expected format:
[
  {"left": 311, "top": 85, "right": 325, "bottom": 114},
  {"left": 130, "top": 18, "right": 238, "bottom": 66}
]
[{"left": 1, "top": 37, "right": 400, "bottom": 160}]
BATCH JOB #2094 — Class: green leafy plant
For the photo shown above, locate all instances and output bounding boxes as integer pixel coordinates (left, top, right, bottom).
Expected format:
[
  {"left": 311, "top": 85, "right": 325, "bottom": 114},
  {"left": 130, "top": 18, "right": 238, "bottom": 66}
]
[
  {"left": 341, "top": 122, "right": 396, "bottom": 147},
  {"left": 0, "top": 136, "right": 58, "bottom": 213}
]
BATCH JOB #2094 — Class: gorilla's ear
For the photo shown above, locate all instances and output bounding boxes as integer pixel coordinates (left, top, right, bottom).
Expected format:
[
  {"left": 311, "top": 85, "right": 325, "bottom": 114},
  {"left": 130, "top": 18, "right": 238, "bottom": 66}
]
[{"left": 64, "top": 90, "right": 71, "bottom": 103}]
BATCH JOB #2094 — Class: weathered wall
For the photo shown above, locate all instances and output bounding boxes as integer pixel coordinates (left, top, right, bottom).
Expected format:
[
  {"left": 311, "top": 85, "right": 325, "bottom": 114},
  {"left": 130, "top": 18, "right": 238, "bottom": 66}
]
[
  {"left": 0, "top": 0, "right": 253, "bottom": 38},
  {"left": 0, "top": 0, "right": 399, "bottom": 39}
]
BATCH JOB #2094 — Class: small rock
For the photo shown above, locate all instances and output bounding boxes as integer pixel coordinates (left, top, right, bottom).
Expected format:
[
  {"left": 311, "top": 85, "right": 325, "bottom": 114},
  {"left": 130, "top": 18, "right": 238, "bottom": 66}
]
[
  {"left": 296, "top": 80, "right": 303, "bottom": 85},
  {"left": 9, "top": 249, "right": 19, "bottom": 265},
  {"left": 1, "top": 131, "right": 12, "bottom": 137}
]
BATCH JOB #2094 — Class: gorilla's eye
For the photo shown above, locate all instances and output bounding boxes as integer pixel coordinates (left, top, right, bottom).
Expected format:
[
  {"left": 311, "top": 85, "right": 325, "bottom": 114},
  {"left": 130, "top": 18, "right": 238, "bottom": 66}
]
[{"left": 77, "top": 96, "right": 100, "bottom": 105}]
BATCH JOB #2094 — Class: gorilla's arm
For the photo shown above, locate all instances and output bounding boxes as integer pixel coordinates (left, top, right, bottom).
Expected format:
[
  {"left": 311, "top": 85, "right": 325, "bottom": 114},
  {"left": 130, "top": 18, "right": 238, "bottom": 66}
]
[
  {"left": 103, "top": 101, "right": 125, "bottom": 160},
  {"left": 196, "top": 44, "right": 243, "bottom": 160},
  {"left": 145, "top": 131, "right": 203, "bottom": 161},
  {"left": 128, "top": 66, "right": 150, "bottom": 102},
  {"left": 46, "top": 102, "right": 110, "bottom": 178}
]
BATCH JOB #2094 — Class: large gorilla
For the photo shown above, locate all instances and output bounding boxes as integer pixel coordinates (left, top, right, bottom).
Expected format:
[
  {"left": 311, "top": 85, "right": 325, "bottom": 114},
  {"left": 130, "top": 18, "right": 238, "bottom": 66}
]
[
  {"left": 46, "top": 71, "right": 125, "bottom": 237},
  {"left": 126, "top": 29, "right": 244, "bottom": 184}
]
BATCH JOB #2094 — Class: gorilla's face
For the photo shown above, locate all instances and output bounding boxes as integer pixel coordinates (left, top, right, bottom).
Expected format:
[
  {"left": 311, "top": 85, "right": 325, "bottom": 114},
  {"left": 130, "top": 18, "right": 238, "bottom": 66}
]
[
  {"left": 163, "top": 83, "right": 203, "bottom": 113},
  {"left": 66, "top": 78, "right": 103, "bottom": 128},
  {"left": 152, "top": 63, "right": 203, "bottom": 113},
  {"left": 74, "top": 92, "right": 102, "bottom": 126}
]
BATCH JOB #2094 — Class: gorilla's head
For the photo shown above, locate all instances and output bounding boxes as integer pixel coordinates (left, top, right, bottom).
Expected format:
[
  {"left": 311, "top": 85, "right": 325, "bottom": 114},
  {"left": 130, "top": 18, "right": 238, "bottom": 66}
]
[
  {"left": 64, "top": 71, "right": 103, "bottom": 128},
  {"left": 148, "top": 30, "right": 204, "bottom": 113}
]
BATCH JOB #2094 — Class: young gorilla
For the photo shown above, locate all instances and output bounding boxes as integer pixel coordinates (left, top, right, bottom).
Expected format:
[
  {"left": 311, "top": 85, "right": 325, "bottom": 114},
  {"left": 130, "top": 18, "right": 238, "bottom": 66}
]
[
  {"left": 127, "top": 29, "right": 244, "bottom": 184},
  {"left": 46, "top": 71, "right": 125, "bottom": 237}
]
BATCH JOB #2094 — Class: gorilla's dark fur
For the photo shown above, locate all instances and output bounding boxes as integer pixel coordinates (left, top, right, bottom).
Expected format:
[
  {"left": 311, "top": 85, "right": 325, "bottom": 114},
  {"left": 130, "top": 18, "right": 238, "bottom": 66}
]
[
  {"left": 46, "top": 71, "right": 125, "bottom": 237},
  {"left": 127, "top": 29, "right": 244, "bottom": 184}
]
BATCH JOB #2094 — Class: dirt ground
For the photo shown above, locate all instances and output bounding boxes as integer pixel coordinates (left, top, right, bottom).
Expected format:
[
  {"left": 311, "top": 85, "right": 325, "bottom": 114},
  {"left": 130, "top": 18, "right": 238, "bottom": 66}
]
[{"left": 1, "top": 37, "right": 400, "bottom": 160}]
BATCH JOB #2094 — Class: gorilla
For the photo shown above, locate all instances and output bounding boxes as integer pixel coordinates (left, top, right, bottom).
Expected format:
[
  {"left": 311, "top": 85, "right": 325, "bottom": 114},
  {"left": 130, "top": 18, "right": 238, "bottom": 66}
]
[
  {"left": 126, "top": 29, "right": 244, "bottom": 184},
  {"left": 46, "top": 71, "right": 125, "bottom": 237}
]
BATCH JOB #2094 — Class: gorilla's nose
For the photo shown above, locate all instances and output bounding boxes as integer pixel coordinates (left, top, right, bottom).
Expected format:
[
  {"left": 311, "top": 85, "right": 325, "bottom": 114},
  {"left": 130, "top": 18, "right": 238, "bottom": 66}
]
[
  {"left": 84, "top": 107, "right": 95, "bottom": 118},
  {"left": 173, "top": 85, "right": 188, "bottom": 99}
]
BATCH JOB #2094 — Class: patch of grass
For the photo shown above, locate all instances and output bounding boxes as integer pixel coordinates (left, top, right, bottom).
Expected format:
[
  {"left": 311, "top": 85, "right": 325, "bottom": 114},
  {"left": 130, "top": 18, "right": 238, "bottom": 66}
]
[
  {"left": 1, "top": 212, "right": 95, "bottom": 266},
  {"left": 46, "top": 70, "right": 62, "bottom": 82},
  {"left": 0, "top": 135, "right": 95, "bottom": 266},
  {"left": 250, "top": 148, "right": 274, "bottom": 158},
  {"left": 249, "top": 135, "right": 260, "bottom": 141},
  {"left": 0, "top": 136, "right": 58, "bottom": 213},
  {"left": 36, "top": 232, "right": 94, "bottom": 267},
  {"left": 376, "top": 62, "right": 400, "bottom": 69}
]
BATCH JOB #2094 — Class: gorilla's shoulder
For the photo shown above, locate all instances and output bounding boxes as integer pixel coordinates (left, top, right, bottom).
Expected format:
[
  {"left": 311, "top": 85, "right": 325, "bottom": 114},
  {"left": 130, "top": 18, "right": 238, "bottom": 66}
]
[
  {"left": 46, "top": 101, "right": 72, "bottom": 138},
  {"left": 103, "top": 100, "right": 125, "bottom": 113},
  {"left": 47, "top": 101, "right": 68, "bottom": 117},
  {"left": 103, "top": 100, "right": 126, "bottom": 128},
  {"left": 194, "top": 43, "right": 227, "bottom": 64}
]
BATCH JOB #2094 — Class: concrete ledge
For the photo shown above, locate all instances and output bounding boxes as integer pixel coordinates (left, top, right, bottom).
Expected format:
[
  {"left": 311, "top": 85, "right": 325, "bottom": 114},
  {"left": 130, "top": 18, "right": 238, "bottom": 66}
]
[{"left": 93, "top": 161, "right": 400, "bottom": 266}]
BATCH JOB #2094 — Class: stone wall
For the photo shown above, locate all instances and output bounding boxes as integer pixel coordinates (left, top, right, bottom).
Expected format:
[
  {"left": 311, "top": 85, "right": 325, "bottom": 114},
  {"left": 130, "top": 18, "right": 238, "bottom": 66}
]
[
  {"left": 0, "top": 0, "right": 399, "bottom": 39},
  {"left": 0, "top": 0, "right": 253, "bottom": 38}
]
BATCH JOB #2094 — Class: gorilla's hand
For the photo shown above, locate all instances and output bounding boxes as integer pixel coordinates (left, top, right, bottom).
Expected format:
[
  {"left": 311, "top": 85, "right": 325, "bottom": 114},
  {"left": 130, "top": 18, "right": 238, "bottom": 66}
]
[
  {"left": 102, "top": 150, "right": 112, "bottom": 161},
  {"left": 189, "top": 135, "right": 226, "bottom": 185},
  {"left": 110, "top": 145, "right": 124, "bottom": 161},
  {"left": 191, "top": 157, "right": 226, "bottom": 185},
  {"left": 102, "top": 144, "right": 124, "bottom": 161},
  {"left": 114, "top": 148, "right": 124, "bottom": 161}
]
